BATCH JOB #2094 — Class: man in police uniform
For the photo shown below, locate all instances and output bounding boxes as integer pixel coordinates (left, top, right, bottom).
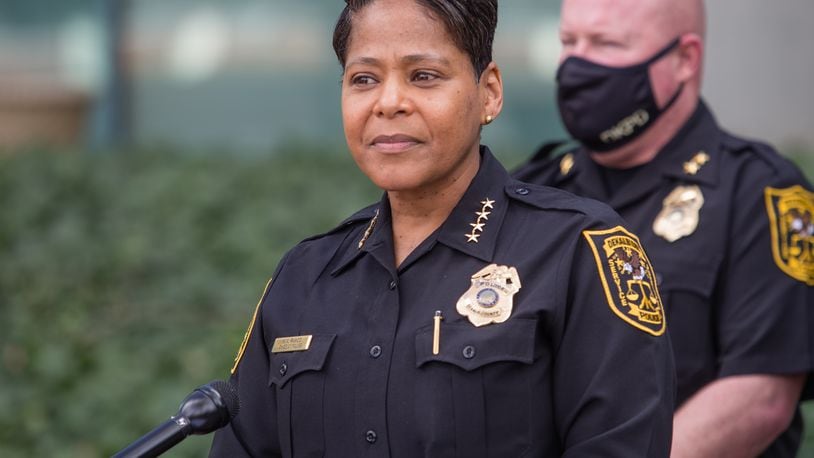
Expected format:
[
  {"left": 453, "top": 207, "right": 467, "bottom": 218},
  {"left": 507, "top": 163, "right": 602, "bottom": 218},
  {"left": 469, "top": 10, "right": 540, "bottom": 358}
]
[{"left": 514, "top": 0, "right": 814, "bottom": 456}]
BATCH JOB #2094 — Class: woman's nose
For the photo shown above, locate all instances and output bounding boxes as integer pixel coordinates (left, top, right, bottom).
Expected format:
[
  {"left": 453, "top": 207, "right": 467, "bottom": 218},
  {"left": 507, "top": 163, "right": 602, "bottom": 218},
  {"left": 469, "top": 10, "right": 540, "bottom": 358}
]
[{"left": 373, "top": 78, "right": 411, "bottom": 118}]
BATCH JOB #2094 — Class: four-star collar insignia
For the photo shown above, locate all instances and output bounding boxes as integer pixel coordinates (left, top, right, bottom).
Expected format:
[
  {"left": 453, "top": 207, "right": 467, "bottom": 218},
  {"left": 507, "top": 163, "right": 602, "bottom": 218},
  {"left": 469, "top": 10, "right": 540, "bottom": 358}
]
[
  {"left": 456, "top": 264, "right": 521, "bottom": 327},
  {"left": 583, "top": 226, "right": 666, "bottom": 336},
  {"left": 465, "top": 198, "right": 495, "bottom": 243},
  {"left": 764, "top": 185, "right": 814, "bottom": 285}
]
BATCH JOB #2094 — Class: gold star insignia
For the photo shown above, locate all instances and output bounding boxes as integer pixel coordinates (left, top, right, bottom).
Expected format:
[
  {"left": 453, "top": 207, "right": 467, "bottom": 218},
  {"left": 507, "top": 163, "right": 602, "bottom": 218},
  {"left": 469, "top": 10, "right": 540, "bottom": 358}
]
[
  {"left": 465, "top": 197, "right": 495, "bottom": 243},
  {"left": 358, "top": 209, "right": 379, "bottom": 249},
  {"left": 683, "top": 151, "right": 710, "bottom": 176},
  {"left": 560, "top": 153, "right": 574, "bottom": 176}
]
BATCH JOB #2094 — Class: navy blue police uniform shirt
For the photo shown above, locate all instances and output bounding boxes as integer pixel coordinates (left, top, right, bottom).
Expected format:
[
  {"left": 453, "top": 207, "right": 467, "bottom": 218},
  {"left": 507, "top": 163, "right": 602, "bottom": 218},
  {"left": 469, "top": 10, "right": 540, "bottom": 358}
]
[
  {"left": 514, "top": 101, "right": 814, "bottom": 457},
  {"left": 210, "top": 147, "right": 675, "bottom": 458}
]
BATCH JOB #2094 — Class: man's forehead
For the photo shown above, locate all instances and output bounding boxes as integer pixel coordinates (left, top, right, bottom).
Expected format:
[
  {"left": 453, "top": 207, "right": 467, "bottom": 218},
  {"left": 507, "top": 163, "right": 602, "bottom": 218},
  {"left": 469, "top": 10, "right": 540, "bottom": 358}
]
[{"left": 560, "top": 0, "right": 671, "bottom": 39}]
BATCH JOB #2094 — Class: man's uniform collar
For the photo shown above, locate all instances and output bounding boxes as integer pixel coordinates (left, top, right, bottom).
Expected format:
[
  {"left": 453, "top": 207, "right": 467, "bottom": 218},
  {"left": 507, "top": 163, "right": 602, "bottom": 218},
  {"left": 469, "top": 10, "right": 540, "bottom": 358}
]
[{"left": 554, "top": 100, "right": 722, "bottom": 208}]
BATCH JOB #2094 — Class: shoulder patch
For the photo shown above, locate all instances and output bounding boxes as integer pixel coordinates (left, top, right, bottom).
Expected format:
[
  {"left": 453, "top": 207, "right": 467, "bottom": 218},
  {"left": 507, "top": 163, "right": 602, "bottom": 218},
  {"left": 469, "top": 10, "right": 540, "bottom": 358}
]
[
  {"left": 583, "top": 226, "right": 666, "bottom": 336},
  {"left": 231, "top": 277, "right": 274, "bottom": 374},
  {"left": 764, "top": 185, "right": 814, "bottom": 285}
]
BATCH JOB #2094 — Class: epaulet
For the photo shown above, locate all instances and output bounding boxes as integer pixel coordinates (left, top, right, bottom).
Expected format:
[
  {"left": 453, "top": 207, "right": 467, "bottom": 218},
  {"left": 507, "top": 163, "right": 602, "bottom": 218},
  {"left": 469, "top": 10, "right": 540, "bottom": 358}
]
[
  {"left": 512, "top": 140, "right": 578, "bottom": 181},
  {"left": 720, "top": 130, "right": 785, "bottom": 174},
  {"left": 529, "top": 140, "right": 575, "bottom": 163},
  {"left": 300, "top": 202, "right": 379, "bottom": 243},
  {"left": 505, "top": 181, "right": 620, "bottom": 222}
]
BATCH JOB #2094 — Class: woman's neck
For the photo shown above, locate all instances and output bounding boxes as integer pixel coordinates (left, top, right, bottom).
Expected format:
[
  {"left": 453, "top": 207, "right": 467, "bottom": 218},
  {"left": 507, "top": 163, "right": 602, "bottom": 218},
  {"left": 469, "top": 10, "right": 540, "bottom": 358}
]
[{"left": 388, "top": 154, "right": 480, "bottom": 267}]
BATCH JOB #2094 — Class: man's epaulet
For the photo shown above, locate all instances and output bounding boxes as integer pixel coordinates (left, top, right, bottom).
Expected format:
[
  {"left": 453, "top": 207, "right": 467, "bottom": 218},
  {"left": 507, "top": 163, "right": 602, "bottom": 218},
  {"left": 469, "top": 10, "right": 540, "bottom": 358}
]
[
  {"left": 529, "top": 140, "right": 575, "bottom": 163},
  {"left": 720, "top": 131, "right": 795, "bottom": 176}
]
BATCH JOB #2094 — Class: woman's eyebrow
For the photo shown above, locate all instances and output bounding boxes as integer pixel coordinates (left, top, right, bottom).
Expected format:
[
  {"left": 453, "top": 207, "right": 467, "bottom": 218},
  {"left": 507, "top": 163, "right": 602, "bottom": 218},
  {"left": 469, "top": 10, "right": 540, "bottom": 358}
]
[
  {"left": 402, "top": 54, "right": 451, "bottom": 66},
  {"left": 346, "top": 54, "right": 451, "bottom": 68}
]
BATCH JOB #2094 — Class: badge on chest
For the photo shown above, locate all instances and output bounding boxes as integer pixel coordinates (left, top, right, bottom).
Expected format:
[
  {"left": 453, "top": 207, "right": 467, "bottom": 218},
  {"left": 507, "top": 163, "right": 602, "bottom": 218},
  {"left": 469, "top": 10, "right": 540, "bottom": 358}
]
[
  {"left": 653, "top": 185, "right": 704, "bottom": 242},
  {"left": 456, "top": 264, "right": 521, "bottom": 327}
]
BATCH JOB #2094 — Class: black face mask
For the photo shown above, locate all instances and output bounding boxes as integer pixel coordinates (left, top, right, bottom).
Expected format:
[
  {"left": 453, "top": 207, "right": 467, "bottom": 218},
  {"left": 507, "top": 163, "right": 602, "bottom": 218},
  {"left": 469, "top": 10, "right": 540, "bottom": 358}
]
[{"left": 556, "top": 38, "right": 684, "bottom": 152}]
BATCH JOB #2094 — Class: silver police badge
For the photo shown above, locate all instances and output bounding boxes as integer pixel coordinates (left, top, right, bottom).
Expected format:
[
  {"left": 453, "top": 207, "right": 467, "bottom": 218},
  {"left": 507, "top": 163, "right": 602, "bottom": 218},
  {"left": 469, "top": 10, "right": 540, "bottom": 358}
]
[{"left": 456, "top": 264, "right": 521, "bottom": 327}]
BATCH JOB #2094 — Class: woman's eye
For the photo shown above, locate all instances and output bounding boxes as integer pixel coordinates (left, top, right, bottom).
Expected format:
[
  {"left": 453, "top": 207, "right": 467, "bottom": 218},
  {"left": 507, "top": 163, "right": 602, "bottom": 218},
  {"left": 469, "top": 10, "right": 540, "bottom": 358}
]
[
  {"left": 413, "top": 71, "right": 439, "bottom": 83},
  {"left": 351, "top": 75, "right": 376, "bottom": 86}
]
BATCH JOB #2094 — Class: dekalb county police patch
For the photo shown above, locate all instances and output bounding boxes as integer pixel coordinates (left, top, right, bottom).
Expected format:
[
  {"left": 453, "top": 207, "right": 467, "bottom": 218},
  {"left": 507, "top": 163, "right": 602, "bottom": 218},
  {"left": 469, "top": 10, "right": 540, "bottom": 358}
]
[
  {"left": 764, "top": 185, "right": 814, "bottom": 285},
  {"left": 583, "top": 226, "right": 666, "bottom": 336}
]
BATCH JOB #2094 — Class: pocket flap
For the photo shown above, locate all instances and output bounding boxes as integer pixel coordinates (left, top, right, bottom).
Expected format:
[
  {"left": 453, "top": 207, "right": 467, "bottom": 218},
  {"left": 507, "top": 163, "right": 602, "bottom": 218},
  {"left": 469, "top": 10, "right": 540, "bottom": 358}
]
[
  {"left": 655, "top": 253, "right": 721, "bottom": 298},
  {"left": 415, "top": 318, "right": 537, "bottom": 372},
  {"left": 268, "top": 334, "right": 336, "bottom": 387}
]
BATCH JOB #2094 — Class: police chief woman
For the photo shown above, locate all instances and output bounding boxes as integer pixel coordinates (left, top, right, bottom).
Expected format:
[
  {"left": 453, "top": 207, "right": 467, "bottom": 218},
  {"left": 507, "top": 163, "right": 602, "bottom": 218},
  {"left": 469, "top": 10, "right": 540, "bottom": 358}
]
[{"left": 210, "top": 1, "right": 674, "bottom": 456}]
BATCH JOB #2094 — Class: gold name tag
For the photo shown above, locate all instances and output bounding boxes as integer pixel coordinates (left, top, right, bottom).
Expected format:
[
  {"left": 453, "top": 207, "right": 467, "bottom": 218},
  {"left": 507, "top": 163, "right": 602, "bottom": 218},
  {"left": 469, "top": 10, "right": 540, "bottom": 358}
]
[{"left": 271, "top": 335, "right": 313, "bottom": 353}]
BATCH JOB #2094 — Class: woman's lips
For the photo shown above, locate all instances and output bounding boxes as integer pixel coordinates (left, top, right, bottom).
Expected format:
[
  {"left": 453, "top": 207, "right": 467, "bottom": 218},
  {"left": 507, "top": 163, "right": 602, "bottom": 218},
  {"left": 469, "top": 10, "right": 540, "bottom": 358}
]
[{"left": 370, "top": 134, "right": 421, "bottom": 153}]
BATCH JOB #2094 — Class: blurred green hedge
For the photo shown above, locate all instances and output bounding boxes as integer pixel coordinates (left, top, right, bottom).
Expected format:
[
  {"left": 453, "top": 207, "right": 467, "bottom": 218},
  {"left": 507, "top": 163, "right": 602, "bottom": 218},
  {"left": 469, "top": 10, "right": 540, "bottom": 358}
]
[
  {"left": 0, "top": 147, "right": 812, "bottom": 457},
  {"left": 0, "top": 147, "right": 380, "bottom": 457}
]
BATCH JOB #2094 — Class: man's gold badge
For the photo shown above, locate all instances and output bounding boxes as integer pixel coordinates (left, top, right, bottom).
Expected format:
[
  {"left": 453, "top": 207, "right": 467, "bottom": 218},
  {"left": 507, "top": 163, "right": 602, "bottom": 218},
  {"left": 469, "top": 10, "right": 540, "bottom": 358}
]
[
  {"left": 653, "top": 185, "right": 704, "bottom": 242},
  {"left": 456, "top": 264, "right": 521, "bottom": 327},
  {"left": 583, "top": 226, "right": 666, "bottom": 336},
  {"left": 764, "top": 185, "right": 814, "bottom": 285}
]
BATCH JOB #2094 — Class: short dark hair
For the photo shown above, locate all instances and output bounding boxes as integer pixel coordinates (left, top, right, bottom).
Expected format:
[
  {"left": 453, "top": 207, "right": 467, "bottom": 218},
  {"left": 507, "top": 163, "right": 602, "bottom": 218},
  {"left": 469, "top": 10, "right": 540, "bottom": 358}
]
[{"left": 333, "top": 0, "right": 498, "bottom": 79}]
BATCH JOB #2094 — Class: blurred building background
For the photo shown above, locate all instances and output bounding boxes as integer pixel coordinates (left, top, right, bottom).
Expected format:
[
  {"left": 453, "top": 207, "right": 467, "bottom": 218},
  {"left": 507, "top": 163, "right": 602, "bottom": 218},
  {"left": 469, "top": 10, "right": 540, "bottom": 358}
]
[{"left": 1, "top": 0, "right": 809, "bottom": 155}]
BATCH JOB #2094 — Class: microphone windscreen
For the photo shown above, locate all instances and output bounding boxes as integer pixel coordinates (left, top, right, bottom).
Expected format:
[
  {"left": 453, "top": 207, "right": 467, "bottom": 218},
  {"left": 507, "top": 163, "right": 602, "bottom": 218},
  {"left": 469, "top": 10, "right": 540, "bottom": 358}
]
[{"left": 210, "top": 380, "right": 240, "bottom": 420}]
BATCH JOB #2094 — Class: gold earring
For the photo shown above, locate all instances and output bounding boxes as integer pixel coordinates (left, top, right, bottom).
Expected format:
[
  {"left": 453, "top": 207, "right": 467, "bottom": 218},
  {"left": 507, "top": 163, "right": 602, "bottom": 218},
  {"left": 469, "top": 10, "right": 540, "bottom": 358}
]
[{"left": 484, "top": 115, "right": 494, "bottom": 125}]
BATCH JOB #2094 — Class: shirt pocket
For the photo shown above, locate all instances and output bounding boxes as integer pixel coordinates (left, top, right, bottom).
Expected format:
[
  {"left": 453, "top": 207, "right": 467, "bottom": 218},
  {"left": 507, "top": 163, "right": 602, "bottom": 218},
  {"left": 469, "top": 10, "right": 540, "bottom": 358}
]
[
  {"left": 656, "top": 255, "right": 720, "bottom": 405},
  {"left": 414, "top": 318, "right": 538, "bottom": 458},
  {"left": 268, "top": 333, "right": 336, "bottom": 458}
]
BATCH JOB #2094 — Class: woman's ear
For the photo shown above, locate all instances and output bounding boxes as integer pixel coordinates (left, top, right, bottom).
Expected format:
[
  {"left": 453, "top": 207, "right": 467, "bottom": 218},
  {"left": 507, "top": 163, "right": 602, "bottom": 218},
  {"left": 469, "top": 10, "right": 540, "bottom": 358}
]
[{"left": 480, "top": 62, "right": 504, "bottom": 124}]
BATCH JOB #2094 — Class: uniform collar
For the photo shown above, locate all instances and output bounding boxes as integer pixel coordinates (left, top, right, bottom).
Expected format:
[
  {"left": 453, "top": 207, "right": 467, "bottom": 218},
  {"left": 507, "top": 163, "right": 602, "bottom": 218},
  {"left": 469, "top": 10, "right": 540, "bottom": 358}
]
[
  {"left": 331, "top": 146, "right": 510, "bottom": 275},
  {"left": 554, "top": 100, "right": 722, "bottom": 208},
  {"left": 434, "top": 146, "right": 510, "bottom": 263}
]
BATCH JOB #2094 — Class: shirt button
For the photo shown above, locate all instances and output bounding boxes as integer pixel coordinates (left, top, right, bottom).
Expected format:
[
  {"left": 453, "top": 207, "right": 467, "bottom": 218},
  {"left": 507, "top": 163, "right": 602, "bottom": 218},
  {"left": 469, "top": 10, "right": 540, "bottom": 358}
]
[
  {"left": 369, "top": 345, "right": 382, "bottom": 358},
  {"left": 279, "top": 362, "right": 288, "bottom": 376},
  {"left": 462, "top": 345, "right": 476, "bottom": 359},
  {"left": 389, "top": 280, "right": 397, "bottom": 290},
  {"left": 365, "top": 430, "right": 378, "bottom": 444},
  {"left": 515, "top": 187, "right": 530, "bottom": 196}
]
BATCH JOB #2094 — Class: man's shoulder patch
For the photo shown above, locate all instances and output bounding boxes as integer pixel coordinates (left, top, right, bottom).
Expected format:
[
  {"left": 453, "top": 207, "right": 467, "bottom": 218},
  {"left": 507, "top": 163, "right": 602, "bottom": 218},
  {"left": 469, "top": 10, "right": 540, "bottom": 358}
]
[
  {"left": 583, "top": 226, "right": 666, "bottom": 336},
  {"left": 764, "top": 185, "right": 814, "bottom": 285}
]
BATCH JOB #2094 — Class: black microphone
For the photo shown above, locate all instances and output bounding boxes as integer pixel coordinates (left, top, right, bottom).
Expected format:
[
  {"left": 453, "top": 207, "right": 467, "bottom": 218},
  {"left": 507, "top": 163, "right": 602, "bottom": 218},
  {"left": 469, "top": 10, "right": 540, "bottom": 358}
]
[{"left": 113, "top": 380, "right": 240, "bottom": 458}]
